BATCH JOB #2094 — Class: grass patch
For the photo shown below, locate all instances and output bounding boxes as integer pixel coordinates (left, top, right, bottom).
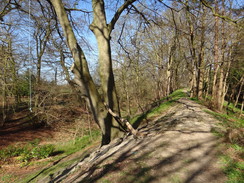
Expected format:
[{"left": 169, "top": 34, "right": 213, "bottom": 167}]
[
  {"left": 54, "top": 129, "right": 101, "bottom": 156},
  {"left": 201, "top": 100, "right": 243, "bottom": 183},
  {"left": 204, "top": 110, "right": 244, "bottom": 128},
  {"left": 224, "top": 101, "right": 244, "bottom": 115},
  {"left": 220, "top": 155, "right": 244, "bottom": 183},
  {"left": 130, "top": 89, "right": 188, "bottom": 127}
]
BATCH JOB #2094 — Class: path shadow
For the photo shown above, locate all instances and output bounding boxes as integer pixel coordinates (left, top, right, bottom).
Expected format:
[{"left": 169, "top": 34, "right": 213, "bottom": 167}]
[{"left": 69, "top": 134, "right": 223, "bottom": 183}]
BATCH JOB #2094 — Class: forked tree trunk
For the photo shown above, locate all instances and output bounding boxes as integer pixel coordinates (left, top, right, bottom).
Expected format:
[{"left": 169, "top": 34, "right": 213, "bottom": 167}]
[
  {"left": 50, "top": 0, "right": 136, "bottom": 145},
  {"left": 90, "top": 0, "right": 125, "bottom": 138},
  {"left": 50, "top": 0, "right": 111, "bottom": 145}
]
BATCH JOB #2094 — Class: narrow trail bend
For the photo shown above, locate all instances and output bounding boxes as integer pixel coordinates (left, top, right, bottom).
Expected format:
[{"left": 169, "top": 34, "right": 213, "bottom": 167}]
[{"left": 37, "top": 98, "right": 227, "bottom": 183}]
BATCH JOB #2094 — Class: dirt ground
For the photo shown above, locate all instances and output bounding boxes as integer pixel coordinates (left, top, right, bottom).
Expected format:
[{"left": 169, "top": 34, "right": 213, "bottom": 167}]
[{"left": 37, "top": 98, "right": 227, "bottom": 183}]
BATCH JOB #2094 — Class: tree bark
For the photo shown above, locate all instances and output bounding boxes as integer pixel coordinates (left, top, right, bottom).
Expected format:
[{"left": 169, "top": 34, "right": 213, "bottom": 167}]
[
  {"left": 234, "top": 76, "right": 244, "bottom": 108},
  {"left": 197, "top": 6, "right": 206, "bottom": 99},
  {"left": 212, "top": 0, "right": 221, "bottom": 110},
  {"left": 166, "top": 44, "right": 174, "bottom": 96}
]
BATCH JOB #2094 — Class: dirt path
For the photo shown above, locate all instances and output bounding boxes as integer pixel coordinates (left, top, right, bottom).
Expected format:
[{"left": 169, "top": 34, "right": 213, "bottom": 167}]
[{"left": 36, "top": 98, "right": 227, "bottom": 183}]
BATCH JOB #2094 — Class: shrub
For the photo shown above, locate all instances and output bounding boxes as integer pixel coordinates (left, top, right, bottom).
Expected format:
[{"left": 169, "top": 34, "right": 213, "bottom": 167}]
[{"left": 31, "top": 144, "right": 55, "bottom": 159}]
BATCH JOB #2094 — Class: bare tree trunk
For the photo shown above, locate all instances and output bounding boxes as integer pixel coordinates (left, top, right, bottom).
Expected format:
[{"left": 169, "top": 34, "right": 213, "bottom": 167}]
[
  {"left": 54, "top": 67, "right": 57, "bottom": 85},
  {"left": 217, "top": 67, "right": 224, "bottom": 110},
  {"left": 234, "top": 76, "right": 244, "bottom": 108},
  {"left": 190, "top": 69, "right": 197, "bottom": 98},
  {"left": 58, "top": 49, "right": 84, "bottom": 104},
  {"left": 197, "top": 6, "right": 206, "bottom": 99},
  {"left": 185, "top": 3, "right": 197, "bottom": 98},
  {"left": 34, "top": 20, "right": 52, "bottom": 107},
  {"left": 204, "top": 66, "right": 211, "bottom": 99},
  {"left": 121, "top": 69, "right": 131, "bottom": 116},
  {"left": 1, "top": 53, "right": 7, "bottom": 127},
  {"left": 239, "top": 95, "right": 244, "bottom": 118},
  {"left": 7, "top": 37, "right": 20, "bottom": 105},
  {"left": 1, "top": 78, "right": 6, "bottom": 127},
  {"left": 212, "top": 2, "right": 220, "bottom": 109},
  {"left": 166, "top": 44, "right": 173, "bottom": 96}
]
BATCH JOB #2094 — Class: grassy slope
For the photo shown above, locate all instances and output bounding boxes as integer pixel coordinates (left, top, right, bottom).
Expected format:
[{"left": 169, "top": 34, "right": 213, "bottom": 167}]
[{"left": 130, "top": 89, "right": 187, "bottom": 127}]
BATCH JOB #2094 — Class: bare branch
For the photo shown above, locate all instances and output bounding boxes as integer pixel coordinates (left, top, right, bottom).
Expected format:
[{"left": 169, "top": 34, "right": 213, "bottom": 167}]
[
  {"left": 131, "top": 4, "right": 150, "bottom": 25},
  {"left": 103, "top": 102, "right": 138, "bottom": 136},
  {"left": 108, "top": 0, "right": 137, "bottom": 34},
  {"left": 200, "top": 0, "right": 239, "bottom": 25},
  {"left": 64, "top": 8, "right": 92, "bottom": 14}
]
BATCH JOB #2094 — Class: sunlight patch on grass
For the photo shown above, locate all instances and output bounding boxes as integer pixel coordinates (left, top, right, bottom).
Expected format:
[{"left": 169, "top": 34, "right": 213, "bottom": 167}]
[
  {"left": 205, "top": 107, "right": 244, "bottom": 183},
  {"left": 130, "top": 89, "right": 188, "bottom": 126},
  {"left": 220, "top": 155, "right": 244, "bottom": 183},
  {"left": 54, "top": 129, "right": 101, "bottom": 156},
  {"left": 204, "top": 110, "right": 244, "bottom": 128}
]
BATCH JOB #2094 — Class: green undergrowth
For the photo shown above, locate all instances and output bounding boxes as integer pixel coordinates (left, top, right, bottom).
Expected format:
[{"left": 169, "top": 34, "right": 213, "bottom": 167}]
[
  {"left": 0, "top": 139, "right": 54, "bottom": 166},
  {"left": 0, "top": 130, "right": 100, "bottom": 183},
  {"left": 130, "top": 89, "right": 188, "bottom": 127},
  {"left": 220, "top": 154, "right": 244, "bottom": 183},
  {"left": 204, "top": 110, "right": 244, "bottom": 129},
  {"left": 55, "top": 129, "right": 101, "bottom": 156},
  {"left": 19, "top": 130, "right": 101, "bottom": 183}
]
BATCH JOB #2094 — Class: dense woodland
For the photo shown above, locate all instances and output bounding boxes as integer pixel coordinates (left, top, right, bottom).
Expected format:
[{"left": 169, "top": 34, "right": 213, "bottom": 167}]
[{"left": 0, "top": 0, "right": 243, "bottom": 145}]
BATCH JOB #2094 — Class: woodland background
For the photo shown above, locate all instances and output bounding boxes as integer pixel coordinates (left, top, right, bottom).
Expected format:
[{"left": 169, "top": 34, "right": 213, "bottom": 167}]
[{"left": 1, "top": 0, "right": 243, "bottom": 127}]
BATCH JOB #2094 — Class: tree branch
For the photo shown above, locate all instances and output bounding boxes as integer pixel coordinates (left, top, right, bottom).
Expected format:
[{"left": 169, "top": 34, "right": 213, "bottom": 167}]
[
  {"left": 108, "top": 0, "right": 137, "bottom": 34},
  {"left": 103, "top": 102, "right": 138, "bottom": 137},
  {"left": 131, "top": 4, "right": 150, "bottom": 25},
  {"left": 64, "top": 8, "right": 92, "bottom": 14},
  {"left": 199, "top": 0, "right": 239, "bottom": 24}
]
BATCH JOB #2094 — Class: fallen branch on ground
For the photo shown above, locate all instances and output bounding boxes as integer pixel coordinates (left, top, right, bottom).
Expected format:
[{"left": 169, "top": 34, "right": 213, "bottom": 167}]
[{"left": 103, "top": 103, "right": 138, "bottom": 137}]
